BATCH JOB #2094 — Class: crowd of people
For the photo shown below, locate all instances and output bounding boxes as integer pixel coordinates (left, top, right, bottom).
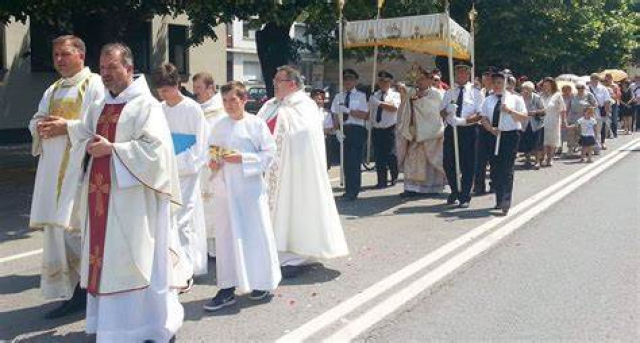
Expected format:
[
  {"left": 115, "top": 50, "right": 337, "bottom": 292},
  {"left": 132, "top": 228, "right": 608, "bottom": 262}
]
[
  {"left": 28, "top": 35, "right": 348, "bottom": 342},
  {"left": 25, "top": 33, "right": 639, "bottom": 342},
  {"left": 318, "top": 64, "right": 639, "bottom": 210}
]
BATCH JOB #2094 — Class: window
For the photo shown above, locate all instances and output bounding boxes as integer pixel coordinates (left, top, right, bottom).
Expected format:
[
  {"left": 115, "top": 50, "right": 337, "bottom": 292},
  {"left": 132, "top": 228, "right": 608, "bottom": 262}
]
[
  {"left": 242, "top": 22, "right": 255, "bottom": 40},
  {"left": 243, "top": 61, "right": 262, "bottom": 82},
  {"left": 168, "top": 25, "right": 189, "bottom": 76},
  {"left": 124, "top": 21, "right": 152, "bottom": 74},
  {"left": 0, "top": 24, "right": 6, "bottom": 75}
]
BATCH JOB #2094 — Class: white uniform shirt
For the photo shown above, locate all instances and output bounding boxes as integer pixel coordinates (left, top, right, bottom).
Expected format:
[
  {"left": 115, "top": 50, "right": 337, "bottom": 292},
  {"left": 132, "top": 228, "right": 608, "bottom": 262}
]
[
  {"left": 481, "top": 92, "right": 527, "bottom": 131},
  {"left": 440, "top": 82, "right": 483, "bottom": 126},
  {"left": 331, "top": 88, "right": 368, "bottom": 127},
  {"left": 321, "top": 107, "right": 335, "bottom": 133},
  {"left": 369, "top": 88, "right": 401, "bottom": 129}
]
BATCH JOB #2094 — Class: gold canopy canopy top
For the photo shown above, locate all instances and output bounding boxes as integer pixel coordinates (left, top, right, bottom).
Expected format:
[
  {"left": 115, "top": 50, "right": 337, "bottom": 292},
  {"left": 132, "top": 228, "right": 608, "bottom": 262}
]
[{"left": 344, "top": 13, "right": 472, "bottom": 60}]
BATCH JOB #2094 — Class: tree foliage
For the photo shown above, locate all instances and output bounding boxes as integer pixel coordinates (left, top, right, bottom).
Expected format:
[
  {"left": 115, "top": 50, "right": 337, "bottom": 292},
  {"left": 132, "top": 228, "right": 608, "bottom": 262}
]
[{"left": 1, "top": 0, "right": 636, "bottom": 85}]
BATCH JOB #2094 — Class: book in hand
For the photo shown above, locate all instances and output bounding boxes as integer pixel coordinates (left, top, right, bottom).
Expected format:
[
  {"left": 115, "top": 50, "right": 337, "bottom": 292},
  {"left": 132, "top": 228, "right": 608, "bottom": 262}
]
[{"left": 171, "top": 133, "right": 196, "bottom": 155}]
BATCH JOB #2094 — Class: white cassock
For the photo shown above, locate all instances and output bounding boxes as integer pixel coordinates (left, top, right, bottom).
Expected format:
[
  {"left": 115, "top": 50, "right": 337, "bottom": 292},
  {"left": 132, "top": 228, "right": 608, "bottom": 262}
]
[
  {"left": 29, "top": 66, "right": 104, "bottom": 300},
  {"left": 258, "top": 90, "right": 349, "bottom": 266},
  {"left": 208, "top": 113, "right": 281, "bottom": 293},
  {"left": 67, "top": 75, "right": 183, "bottom": 342},
  {"left": 199, "top": 93, "right": 225, "bottom": 258},
  {"left": 163, "top": 97, "right": 208, "bottom": 277}
]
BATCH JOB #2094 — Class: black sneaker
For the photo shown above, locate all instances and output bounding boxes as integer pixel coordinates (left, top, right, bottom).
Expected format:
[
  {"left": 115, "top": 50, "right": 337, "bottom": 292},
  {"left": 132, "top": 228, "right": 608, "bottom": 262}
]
[
  {"left": 203, "top": 288, "right": 236, "bottom": 312},
  {"left": 446, "top": 193, "right": 458, "bottom": 205},
  {"left": 249, "top": 290, "right": 270, "bottom": 301},
  {"left": 45, "top": 285, "right": 86, "bottom": 319}
]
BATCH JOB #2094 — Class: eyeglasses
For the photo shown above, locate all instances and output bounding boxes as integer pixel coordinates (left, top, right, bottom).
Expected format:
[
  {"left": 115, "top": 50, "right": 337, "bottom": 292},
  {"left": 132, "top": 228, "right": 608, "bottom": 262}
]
[{"left": 273, "top": 78, "right": 293, "bottom": 83}]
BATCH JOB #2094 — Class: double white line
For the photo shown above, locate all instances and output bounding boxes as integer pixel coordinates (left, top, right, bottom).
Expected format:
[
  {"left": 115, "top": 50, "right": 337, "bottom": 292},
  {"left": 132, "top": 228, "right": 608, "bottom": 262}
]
[{"left": 278, "top": 138, "right": 640, "bottom": 343}]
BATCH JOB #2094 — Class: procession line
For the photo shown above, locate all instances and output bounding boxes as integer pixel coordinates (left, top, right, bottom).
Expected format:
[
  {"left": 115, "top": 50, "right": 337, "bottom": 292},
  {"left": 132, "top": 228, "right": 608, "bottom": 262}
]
[
  {"left": 277, "top": 137, "right": 640, "bottom": 343},
  {"left": 0, "top": 249, "right": 43, "bottom": 264},
  {"left": 325, "top": 139, "right": 640, "bottom": 342}
]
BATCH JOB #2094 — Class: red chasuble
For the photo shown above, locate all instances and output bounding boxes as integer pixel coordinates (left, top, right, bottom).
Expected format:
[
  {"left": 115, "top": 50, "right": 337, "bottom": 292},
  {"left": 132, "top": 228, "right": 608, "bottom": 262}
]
[
  {"left": 87, "top": 103, "right": 125, "bottom": 295},
  {"left": 266, "top": 114, "right": 278, "bottom": 135}
]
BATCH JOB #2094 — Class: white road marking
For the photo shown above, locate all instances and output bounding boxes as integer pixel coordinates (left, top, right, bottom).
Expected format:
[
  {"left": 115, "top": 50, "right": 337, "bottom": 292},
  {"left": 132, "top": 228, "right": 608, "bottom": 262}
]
[
  {"left": 277, "top": 137, "right": 640, "bottom": 343},
  {"left": 0, "top": 249, "right": 43, "bottom": 264},
  {"left": 325, "top": 139, "right": 640, "bottom": 342}
]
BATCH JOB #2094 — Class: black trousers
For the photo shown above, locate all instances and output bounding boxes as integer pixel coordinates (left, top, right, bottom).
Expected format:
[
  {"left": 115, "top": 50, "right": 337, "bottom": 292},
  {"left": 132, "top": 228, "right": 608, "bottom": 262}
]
[
  {"left": 443, "top": 125, "right": 477, "bottom": 203},
  {"left": 486, "top": 130, "right": 520, "bottom": 208},
  {"left": 475, "top": 126, "right": 493, "bottom": 192},
  {"left": 372, "top": 125, "right": 398, "bottom": 185},
  {"left": 344, "top": 124, "right": 367, "bottom": 197},
  {"left": 599, "top": 106, "right": 608, "bottom": 144}
]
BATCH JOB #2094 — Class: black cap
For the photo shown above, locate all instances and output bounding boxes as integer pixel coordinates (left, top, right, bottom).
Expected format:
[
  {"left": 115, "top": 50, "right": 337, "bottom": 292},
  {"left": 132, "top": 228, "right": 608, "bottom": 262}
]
[
  {"left": 491, "top": 72, "right": 507, "bottom": 80},
  {"left": 343, "top": 68, "right": 359, "bottom": 79},
  {"left": 454, "top": 61, "right": 472, "bottom": 70},
  {"left": 377, "top": 70, "right": 393, "bottom": 79}
]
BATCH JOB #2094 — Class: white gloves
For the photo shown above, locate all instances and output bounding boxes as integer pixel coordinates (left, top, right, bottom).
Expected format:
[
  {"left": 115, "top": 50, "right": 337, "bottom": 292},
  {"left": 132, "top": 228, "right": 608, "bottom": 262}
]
[
  {"left": 446, "top": 114, "right": 467, "bottom": 127},
  {"left": 335, "top": 130, "right": 346, "bottom": 143}
]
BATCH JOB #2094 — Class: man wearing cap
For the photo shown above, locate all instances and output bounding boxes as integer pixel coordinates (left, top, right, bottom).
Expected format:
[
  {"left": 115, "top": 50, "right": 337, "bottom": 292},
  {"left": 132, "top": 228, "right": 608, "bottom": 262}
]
[
  {"left": 331, "top": 69, "right": 369, "bottom": 201},
  {"left": 369, "top": 71, "right": 402, "bottom": 188},
  {"left": 440, "top": 63, "right": 484, "bottom": 208}
]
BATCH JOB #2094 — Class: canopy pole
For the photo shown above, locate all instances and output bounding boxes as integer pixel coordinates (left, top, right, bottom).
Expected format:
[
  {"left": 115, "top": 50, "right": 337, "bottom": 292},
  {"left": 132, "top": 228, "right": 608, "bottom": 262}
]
[
  {"left": 338, "top": 3, "right": 345, "bottom": 186},
  {"left": 469, "top": 4, "right": 477, "bottom": 84},
  {"left": 445, "top": 1, "right": 462, "bottom": 192},
  {"left": 366, "top": 5, "right": 382, "bottom": 166}
]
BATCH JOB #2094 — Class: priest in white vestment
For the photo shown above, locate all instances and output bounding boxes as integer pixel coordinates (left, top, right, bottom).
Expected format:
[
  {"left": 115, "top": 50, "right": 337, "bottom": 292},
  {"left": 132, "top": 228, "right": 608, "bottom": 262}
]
[
  {"left": 396, "top": 69, "right": 446, "bottom": 197},
  {"left": 66, "top": 43, "right": 183, "bottom": 342},
  {"left": 153, "top": 64, "right": 209, "bottom": 284},
  {"left": 193, "top": 72, "right": 226, "bottom": 259},
  {"left": 203, "top": 81, "right": 281, "bottom": 312},
  {"left": 258, "top": 66, "right": 349, "bottom": 277},
  {"left": 29, "top": 35, "right": 104, "bottom": 318}
]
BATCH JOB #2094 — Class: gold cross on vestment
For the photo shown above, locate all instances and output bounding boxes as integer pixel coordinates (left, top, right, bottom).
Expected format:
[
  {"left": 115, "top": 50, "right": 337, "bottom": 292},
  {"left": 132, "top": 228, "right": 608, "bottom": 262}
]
[
  {"left": 89, "top": 246, "right": 102, "bottom": 291},
  {"left": 89, "top": 173, "right": 110, "bottom": 217}
]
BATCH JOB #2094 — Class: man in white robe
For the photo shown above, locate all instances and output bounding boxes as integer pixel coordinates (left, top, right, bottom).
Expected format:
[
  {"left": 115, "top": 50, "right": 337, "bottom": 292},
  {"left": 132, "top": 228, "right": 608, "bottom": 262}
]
[
  {"left": 192, "top": 72, "right": 225, "bottom": 259},
  {"left": 396, "top": 69, "right": 446, "bottom": 197},
  {"left": 153, "top": 63, "right": 209, "bottom": 286},
  {"left": 258, "top": 65, "right": 349, "bottom": 278},
  {"left": 67, "top": 43, "right": 183, "bottom": 342},
  {"left": 29, "top": 35, "right": 104, "bottom": 319},
  {"left": 203, "top": 81, "right": 281, "bottom": 311}
]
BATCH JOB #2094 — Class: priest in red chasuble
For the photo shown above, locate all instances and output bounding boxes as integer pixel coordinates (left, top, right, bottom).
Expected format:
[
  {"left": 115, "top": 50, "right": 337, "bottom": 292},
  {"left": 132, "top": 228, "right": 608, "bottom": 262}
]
[{"left": 66, "top": 43, "right": 183, "bottom": 342}]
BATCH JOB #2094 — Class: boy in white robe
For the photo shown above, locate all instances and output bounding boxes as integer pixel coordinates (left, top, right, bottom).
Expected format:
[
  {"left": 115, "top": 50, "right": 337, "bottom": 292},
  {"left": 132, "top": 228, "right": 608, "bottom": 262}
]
[
  {"left": 29, "top": 35, "right": 104, "bottom": 319},
  {"left": 153, "top": 64, "right": 209, "bottom": 287},
  {"left": 67, "top": 43, "right": 183, "bottom": 342},
  {"left": 192, "top": 72, "right": 226, "bottom": 259},
  {"left": 203, "top": 81, "right": 281, "bottom": 312}
]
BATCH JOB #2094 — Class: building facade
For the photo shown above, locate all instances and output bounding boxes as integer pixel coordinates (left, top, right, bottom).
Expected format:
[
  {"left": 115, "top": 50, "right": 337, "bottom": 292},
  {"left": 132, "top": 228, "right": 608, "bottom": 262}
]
[{"left": 0, "top": 15, "right": 226, "bottom": 144}]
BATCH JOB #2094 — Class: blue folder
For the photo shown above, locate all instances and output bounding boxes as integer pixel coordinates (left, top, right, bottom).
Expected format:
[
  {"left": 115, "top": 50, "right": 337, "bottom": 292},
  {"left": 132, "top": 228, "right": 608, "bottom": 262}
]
[{"left": 171, "top": 133, "right": 196, "bottom": 155}]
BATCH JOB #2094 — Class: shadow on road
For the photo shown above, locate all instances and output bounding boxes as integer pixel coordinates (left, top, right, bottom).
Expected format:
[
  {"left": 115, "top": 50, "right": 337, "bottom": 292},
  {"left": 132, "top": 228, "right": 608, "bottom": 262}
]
[
  {"left": 12, "top": 330, "right": 89, "bottom": 343},
  {"left": 0, "top": 273, "right": 40, "bottom": 295},
  {"left": 0, "top": 303, "right": 84, "bottom": 341},
  {"left": 335, "top": 194, "right": 405, "bottom": 218}
]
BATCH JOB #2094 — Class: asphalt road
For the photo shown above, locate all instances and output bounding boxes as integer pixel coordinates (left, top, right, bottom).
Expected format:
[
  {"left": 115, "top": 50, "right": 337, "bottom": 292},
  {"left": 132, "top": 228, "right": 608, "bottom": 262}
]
[{"left": 0, "top": 133, "right": 638, "bottom": 342}]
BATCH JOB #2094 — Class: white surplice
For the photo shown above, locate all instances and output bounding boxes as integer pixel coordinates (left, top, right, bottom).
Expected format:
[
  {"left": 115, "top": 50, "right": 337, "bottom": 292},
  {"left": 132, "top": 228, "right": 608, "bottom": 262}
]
[
  {"left": 208, "top": 113, "right": 281, "bottom": 293},
  {"left": 29, "top": 67, "right": 104, "bottom": 300},
  {"left": 163, "top": 97, "right": 208, "bottom": 277},
  {"left": 67, "top": 75, "right": 183, "bottom": 342},
  {"left": 396, "top": 87, "right": 446, "bottom": 193},
  {"left": 199, "top": 93, "right": 225, "bottom": 258},
  {"left": 259, "top": 90, "right": 349, "bottom": 262}
]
